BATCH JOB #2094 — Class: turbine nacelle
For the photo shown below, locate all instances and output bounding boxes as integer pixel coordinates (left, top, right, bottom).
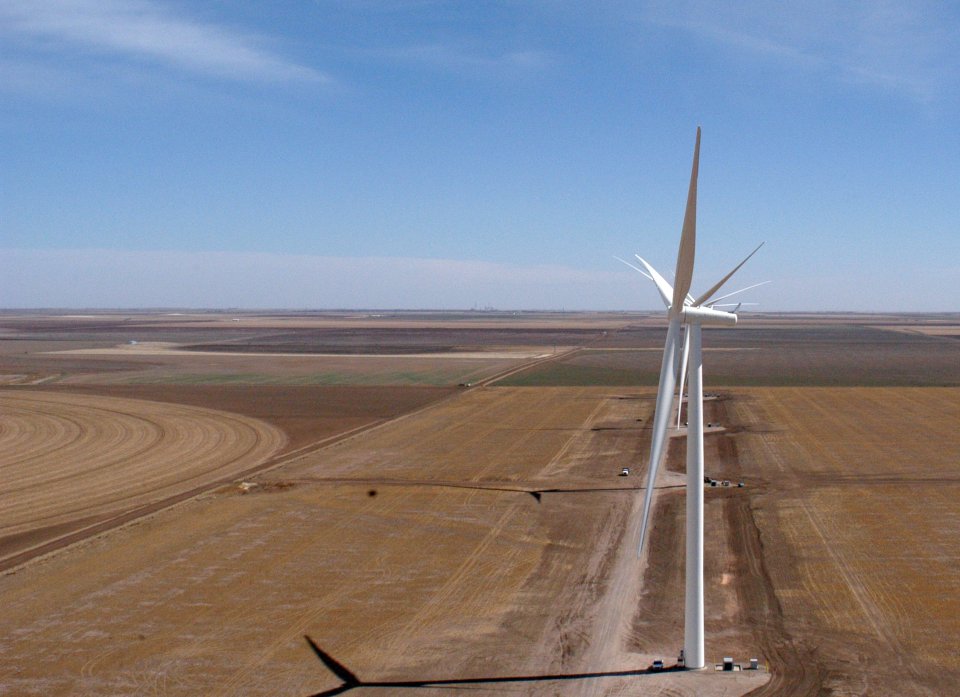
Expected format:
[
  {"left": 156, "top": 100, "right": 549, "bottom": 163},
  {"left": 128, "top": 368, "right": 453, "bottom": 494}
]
[{"left": 680, "top": 305, "right": 737, "bottom": 326}]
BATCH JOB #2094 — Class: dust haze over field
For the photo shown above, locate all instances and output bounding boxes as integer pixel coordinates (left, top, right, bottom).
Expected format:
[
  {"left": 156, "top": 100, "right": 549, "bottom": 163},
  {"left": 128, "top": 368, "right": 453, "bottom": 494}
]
[{"left": 1, "top": 310, "right": 958, "bottom": 696}]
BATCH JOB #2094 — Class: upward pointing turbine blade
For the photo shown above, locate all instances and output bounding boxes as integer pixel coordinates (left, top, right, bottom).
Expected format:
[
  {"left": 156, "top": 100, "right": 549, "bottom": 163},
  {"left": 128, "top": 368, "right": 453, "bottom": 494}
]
[
  {"left": 633, "top": 255, "right": 674, "bottom": 308},
  {"left": 691, "top": 242, "right": 765, "bottom": 307},
  {"left": 613, "top": 255, "right": 652, "bottom": 280},
  {"left": 639, "top": 127, "right": 701, "bottom": 556},
  {"left": 704, "top": 280, "right": 771, "bottom": 306},
  {"left": 671, "top": 126, "right": 700, "bottom": 313}
]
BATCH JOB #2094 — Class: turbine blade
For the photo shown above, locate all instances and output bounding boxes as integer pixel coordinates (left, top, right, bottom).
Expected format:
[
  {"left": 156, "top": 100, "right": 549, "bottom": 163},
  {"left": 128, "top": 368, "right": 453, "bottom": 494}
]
[
  {"left": 676, "top": 325, "right": 690, "bottom": 429},
  {"left": 692, "top": 243, "right": 764, "bottom": 307},
  {"left": 614, "top": 255, "right": 652, "bottom": 280},
  {"left": 704, "top": 280, "right": 771, "bottom": 306},
  {"left": 638, "top": 318, "right": 682, "bottom": 556},
  {"left": 672, "top": 127, "right": 700, "bottom": 312},
  {"left": 633, "top": 255, "right": 674, "bottom": 308}
]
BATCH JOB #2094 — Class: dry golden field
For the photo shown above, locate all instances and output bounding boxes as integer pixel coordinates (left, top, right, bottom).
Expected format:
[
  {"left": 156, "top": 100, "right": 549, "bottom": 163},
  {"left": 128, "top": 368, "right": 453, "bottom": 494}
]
[
  {"left": 0, "top": 391, "right": 285, "bottom": 568},
  {"left": 0, "top": 386, "right": 766, "bottom": 696},
  {"left": 726, "top": 387, "right": 960, "bottom": 696},
  {"left": 1, "top": 311, "right": 958, "bottom": 696}
]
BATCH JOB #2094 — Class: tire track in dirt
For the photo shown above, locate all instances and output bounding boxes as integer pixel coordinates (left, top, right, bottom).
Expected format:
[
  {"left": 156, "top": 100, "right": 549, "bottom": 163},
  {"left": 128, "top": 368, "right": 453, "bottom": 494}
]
[
  {"left": 712, "top": 395, "right": 825, "bottom": 697},
  {"left": 727, "top": 494, "right": 824, "bottom": 697},
  {"left": 726, "top": 389, "right": 960, "bottom": 696}
]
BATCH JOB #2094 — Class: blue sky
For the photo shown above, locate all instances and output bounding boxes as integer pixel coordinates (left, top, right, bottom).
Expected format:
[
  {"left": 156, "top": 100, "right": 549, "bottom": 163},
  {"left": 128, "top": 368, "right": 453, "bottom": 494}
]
[{"left": 2, "top": 1, "right": 958, "bottom": 310}]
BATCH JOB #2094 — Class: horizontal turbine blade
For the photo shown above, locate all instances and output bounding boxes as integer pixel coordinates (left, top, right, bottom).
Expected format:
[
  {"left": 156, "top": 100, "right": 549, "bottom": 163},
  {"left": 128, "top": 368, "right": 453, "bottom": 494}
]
[
  {"left": 692, "top": 242, "right": 764, "bottom": 307},
  {"left": 672, "top": 127, "right": 700, "bottom": 313}
]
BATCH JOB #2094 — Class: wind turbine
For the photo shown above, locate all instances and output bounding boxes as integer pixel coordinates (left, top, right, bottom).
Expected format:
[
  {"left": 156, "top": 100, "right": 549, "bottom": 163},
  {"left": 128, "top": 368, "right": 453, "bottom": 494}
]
[{"left": 628, "top": 127, "right": 762, "bottom": 670}]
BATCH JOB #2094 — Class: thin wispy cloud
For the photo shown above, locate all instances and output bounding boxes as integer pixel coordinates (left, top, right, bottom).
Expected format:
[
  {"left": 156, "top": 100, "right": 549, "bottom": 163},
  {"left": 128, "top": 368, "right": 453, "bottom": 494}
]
[
  {"left": 371, "top": 42, "right": 554, "bottom": 77},
  {"left": 640, "top": 0, "right": 954, "bottom": 102},
  {"left": 0, "top": 0, "right": 326, "bottom": 83}
]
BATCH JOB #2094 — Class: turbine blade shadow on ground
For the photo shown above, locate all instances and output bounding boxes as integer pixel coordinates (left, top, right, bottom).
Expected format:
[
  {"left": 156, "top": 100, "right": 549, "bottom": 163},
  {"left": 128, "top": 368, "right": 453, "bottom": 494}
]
[
  {"left": 305, "top": 636, "right": 360, "bottom": 686},
  {"left": 284, "top": 477, "right": 682, "bottom": 504},
  {"left": 303, "top": 636, "right": 677, "bottom": 696}
]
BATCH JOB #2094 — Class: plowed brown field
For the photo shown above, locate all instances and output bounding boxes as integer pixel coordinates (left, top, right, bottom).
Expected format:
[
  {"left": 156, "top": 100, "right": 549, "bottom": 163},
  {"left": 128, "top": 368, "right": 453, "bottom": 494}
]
[
  {"left": 0, "top": 387, "right": 767, "bottom": 697},
  {"left": 728, "top": 387, "right": 960, "bottom": 697},
  {"left": 2, "top": 313, "right": 956, "bottom": 696},
  {"left": 0, "top": 391, "right": 286, "bottom": 567}
]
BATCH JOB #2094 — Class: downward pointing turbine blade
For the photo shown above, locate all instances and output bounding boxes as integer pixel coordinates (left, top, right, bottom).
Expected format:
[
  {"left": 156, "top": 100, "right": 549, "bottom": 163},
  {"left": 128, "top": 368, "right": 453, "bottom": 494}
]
[
  {"left": 676, "top": 325, "right": 690, "bottom": 429},
  {"left": 671, "top": 127, "right": 700, "bottom": 313},
  {"left": 638, "top": 317, "right": 682, "bottom": 556},
  {"left": 691, "top": 242, "right": 765, "bottom": 307}
]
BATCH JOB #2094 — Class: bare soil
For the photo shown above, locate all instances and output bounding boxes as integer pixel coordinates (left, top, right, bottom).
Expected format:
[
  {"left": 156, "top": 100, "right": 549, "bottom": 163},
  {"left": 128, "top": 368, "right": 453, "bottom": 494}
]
[
  {"left": 30, "top": 384, "right": 454, "bottom": 453},
  {"left": 0, "top": 391, "right": 286, "bottom": 567},
  {"left": 727, "top": 387, "right": 960, "bottom": 696},
  {"left": 500, "top": 323, "right": 960, "bottom": 386},
  {"left": 0, "top": 387, "right": 767, "bottom": 697},
  {"left": 1, "top": 312, "right": 956, "bottom": 696}
]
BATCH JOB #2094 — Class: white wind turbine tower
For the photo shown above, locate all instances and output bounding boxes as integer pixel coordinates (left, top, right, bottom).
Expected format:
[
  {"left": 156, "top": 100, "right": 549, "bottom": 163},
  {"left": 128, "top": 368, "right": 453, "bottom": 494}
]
[{"left": 625, "top": 127, "right": 763, "bottom": 670}]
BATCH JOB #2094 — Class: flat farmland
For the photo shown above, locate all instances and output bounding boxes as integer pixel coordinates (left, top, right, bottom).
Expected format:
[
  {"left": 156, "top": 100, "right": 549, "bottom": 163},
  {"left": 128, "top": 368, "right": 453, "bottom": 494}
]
[
  {"left": 0, "top": 391, "right": 286, "bottom": 569},
  {"left": 0, "top": 311, "right": 608, "bottom": 387},
  {"left": 726, "top": 387, "right": 960, "bottom": 696},
  {"left": 501, "top": 323, "right": 960, "bottom": 386},
  {"left": 41, "top": 344, "right": 549, "bottom": 387},
  {"left": 31, "top": 384, "right": 456, "bottom": 453},
  {"left": 0, "top": 387, "right": 767, "bottom": 697},
  {"left": 2, "top": 311, "right": 959, "bottom": 696}
]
